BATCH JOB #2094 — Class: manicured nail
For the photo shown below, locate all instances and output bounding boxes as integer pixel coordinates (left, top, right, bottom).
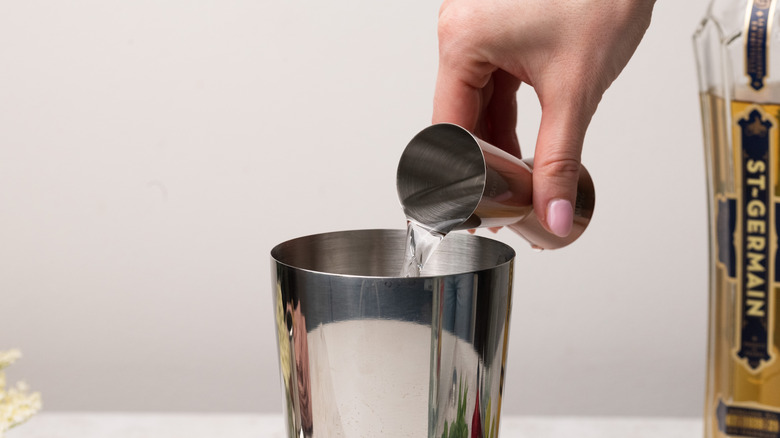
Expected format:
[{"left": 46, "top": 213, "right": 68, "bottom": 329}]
[{"left": 547, "top": 199, "right": 573, "bottom": 237}]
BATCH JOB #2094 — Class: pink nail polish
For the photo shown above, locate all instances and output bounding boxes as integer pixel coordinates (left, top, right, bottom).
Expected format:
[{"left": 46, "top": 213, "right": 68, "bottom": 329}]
[{"left": 547, "top": 199, "right": 573, "bottom": 237}]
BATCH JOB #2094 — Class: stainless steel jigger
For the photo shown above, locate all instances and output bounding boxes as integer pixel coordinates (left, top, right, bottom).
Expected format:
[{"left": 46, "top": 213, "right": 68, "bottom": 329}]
[{"left": 397, "top": 123, "right": 595, "bottom": 250}]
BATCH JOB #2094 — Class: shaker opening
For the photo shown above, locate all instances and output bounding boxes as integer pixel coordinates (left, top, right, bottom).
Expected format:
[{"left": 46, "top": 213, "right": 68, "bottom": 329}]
[{"left": 270, "top": 229, "right": 515, "bottom": 277}]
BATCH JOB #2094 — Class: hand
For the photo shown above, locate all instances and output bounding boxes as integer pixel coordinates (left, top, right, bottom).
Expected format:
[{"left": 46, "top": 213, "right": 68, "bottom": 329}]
[{"left": 434, "top": 0, "right": 654, "bottom": 237}]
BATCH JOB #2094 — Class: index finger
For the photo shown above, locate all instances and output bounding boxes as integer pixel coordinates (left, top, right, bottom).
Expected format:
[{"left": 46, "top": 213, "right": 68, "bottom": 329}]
[{"left": 432, "top": 64, "right": 482, "bottom": 130}]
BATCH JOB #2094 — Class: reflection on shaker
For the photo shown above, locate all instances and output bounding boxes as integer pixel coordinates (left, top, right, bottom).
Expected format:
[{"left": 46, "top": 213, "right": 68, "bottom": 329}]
[
  {"left": 290, "top": 302, "right": 313, "bottom": 434},
  {"left": 442, "top": 273, "right": 475, "bottom": 342}
]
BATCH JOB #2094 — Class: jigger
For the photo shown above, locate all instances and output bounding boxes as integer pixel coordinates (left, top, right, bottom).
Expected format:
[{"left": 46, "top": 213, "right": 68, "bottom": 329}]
[{"left": 397, "top": 123, "right": 596, "bottom": 250}]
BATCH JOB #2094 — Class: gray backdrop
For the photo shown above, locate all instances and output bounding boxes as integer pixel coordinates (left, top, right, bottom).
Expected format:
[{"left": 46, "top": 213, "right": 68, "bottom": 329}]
[{"left": 0, "top": 0, "right": 709, "bottom": 416}]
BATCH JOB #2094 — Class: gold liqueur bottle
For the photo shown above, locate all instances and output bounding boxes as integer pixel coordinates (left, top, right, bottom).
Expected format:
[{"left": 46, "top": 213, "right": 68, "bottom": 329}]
[{"left": 695, "top": 1, "right": 780, "bottom": 437}]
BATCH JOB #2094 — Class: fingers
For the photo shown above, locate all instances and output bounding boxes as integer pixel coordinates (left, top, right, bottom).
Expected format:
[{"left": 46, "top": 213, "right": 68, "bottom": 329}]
[
  {"left": 532, "top": 94, "right": 595, "bottom": 237},
  {"left": 432, "top": 61, "right": 487, "bottom": 131},
  {"left": 467, "top": 228, "right": 500, "bottom": 234},
  {"left": 433, "top": 9, "right": 496, "bottom": 131},
  {"left": 433, "top": 72, "right": 478, "bottom": 130},
  {"left": 434, "top": 62, "right": 522, "bottom": 158},
  {"left": 482, "top": 70, "right": 522, "bottom": 158}
]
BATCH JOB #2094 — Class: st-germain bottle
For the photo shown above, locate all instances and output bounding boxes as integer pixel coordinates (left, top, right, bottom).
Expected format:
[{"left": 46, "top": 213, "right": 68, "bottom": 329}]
[{"left": 695, "top": 0, "right": 780, "bottom": 437}]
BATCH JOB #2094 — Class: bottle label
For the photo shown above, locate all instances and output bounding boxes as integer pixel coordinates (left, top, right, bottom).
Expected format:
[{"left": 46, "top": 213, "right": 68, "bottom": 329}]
[
  {"left": 717, "top": 399, "right": 780, "bottom": 437},
  {"left": 745, "top": 0, "right": 776, "bottom": 90},
  {"left": 717, "top": 101, "right": 778, "bottom": 373}
]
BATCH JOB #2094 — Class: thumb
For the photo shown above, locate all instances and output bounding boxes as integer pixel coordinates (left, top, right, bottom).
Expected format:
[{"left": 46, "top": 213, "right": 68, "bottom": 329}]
[{"left": 532, "top": 99, "right": 594, "bottom": 238}]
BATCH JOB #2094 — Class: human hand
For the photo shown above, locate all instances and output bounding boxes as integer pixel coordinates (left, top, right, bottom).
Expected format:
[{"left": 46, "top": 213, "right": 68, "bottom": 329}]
[{"left": 434, "top": 0, "right": 654, "bottom": 237}]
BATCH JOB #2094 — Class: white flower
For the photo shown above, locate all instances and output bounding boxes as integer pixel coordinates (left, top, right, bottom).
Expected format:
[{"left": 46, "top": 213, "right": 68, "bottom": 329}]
[
  {"left": 0, "top": 350, "right": 41, "bottom": 438},
  {"left": 0, "top": 382, "right": 42, "bottom": 437},
  {"left": 0, "top": 351, "right": 20, "bottom": 372}
]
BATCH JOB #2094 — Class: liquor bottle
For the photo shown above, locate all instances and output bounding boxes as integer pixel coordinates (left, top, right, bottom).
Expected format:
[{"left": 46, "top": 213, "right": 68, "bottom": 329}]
[{"left": 694, "top": 1, "right": 780, "bottom": 437}]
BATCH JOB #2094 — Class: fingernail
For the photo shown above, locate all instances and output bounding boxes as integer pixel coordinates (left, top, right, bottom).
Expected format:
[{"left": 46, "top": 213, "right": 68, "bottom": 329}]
[{"left": 547, "top": 199, "right": 573, "bottom": 237}]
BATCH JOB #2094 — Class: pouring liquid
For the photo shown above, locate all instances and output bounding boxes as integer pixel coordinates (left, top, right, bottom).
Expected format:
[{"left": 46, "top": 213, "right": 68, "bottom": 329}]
[{"left": 400, "top": 221, "right": 446, "bottom": 277}]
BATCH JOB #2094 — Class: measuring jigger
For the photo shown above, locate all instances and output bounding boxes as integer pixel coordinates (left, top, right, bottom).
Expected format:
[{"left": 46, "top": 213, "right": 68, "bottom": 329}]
[{"left": 396, "top": 123, "right": 595, "bottom": 250}]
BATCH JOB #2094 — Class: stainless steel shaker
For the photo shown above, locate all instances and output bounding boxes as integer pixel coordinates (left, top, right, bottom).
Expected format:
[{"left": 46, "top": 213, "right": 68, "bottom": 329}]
[
  {"left": 397, "top": 123, "right": 595, "bottom": 249},
  {"left": 271, "top": 229, "right": 515, "bottom": 437}
]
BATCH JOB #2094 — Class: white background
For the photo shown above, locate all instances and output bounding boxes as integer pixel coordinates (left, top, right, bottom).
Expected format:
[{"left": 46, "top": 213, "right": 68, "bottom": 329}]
[{"left": 0, "top": 0, "right": 708, "bottom": 416}]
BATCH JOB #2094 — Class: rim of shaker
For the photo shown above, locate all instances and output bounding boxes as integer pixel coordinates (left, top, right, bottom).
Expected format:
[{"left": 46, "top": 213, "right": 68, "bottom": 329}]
[{"left": 270, "top": 228, "right": 515, "bottom": 279}]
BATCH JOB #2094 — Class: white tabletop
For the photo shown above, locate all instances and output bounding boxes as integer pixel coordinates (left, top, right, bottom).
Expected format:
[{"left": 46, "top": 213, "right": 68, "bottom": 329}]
[{"left": 8, "top": 413, "right": 703, "bottom": 438}]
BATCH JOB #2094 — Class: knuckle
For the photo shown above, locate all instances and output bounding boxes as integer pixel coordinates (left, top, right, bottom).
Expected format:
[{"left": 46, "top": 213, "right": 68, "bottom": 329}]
[
  {"left": 537, "top": 157, "right": 582, "bottom": 181},
  {"left": 437, "top": 3, "right": 483, "bottom": 54},
  {"left": 437, "top": 5, "right": 464, "bottom": 43}
]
